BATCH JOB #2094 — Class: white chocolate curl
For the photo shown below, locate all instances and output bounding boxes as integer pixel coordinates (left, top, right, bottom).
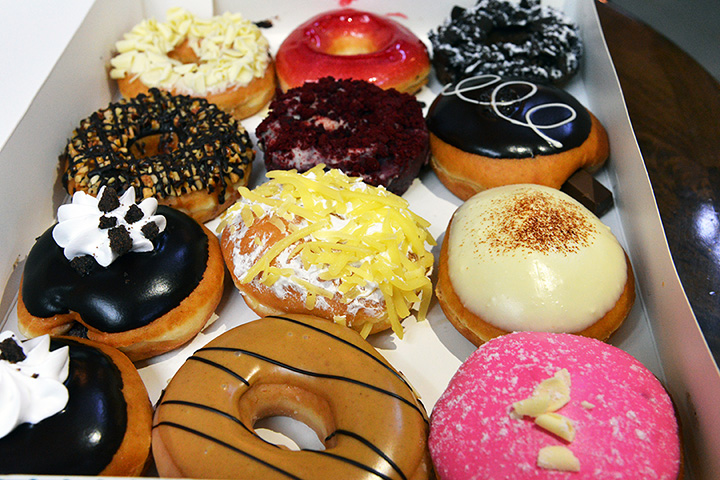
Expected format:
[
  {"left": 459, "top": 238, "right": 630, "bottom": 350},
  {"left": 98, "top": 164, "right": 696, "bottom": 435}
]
[{"left": 110, "top": 7, "right": 271, "bottom": 95}]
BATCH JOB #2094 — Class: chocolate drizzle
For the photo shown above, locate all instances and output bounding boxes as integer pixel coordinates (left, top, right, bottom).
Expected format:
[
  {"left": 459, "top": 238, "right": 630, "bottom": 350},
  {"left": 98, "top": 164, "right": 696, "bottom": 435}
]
[
  {"left": 21, "top": 206, "right": 208, "bottom": 333},
  {"left": 426, "top": 75, "right": 592, "bottom": 158},
  {"left": 62, "top": 88, "right": 254, "bottom": 204},
  {"left": 0, "top": 338, "right": 127, "bottom": 475},
  {"left": 155, "top": 315, "right": 428, "bottom": 479}
]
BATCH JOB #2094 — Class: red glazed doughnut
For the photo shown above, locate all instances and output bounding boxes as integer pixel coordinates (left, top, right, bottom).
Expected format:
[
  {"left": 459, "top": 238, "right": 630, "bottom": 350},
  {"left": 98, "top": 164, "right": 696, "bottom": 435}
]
[{"left": 276, "top": 9, "right": 430, "bottom": 94}]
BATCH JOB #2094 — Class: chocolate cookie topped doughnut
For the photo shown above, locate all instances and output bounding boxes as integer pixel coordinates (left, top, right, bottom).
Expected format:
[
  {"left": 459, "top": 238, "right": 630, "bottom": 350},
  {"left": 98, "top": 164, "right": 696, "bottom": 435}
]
[
  {"left": 62, "top": 88, "right": 254, "bottom": 223},
  {"left": 256, "top": 77, "right": 429, "bottom": 195},
  {"left": 0, "top": 333, "right": 152, "bottom": 476},
  {"left": 17, "top": 187, "right": 224, "bottom": 361},
  {"left": 429, "top": 0, "right": 583, "bottom": 85}
]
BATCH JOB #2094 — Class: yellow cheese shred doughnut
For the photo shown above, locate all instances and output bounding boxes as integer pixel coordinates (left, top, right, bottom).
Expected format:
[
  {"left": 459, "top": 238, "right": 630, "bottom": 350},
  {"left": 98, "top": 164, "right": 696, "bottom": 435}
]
[{"left": 220, "top": 165, "right": 435, "bottom": 337}]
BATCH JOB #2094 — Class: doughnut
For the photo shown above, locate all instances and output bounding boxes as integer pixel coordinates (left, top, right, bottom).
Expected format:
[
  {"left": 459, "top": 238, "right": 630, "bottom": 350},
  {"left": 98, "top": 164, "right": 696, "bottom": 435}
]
[
  {"left": 61, "top": 87, "right": 254, "bottom": 223},
  {"left": 429, "top": 0, "right": 583, "bottom": 85},
  {"left": 152, "top": 313, "right": 432, "bottom": 480},
  {"left": 16, "top": 186, "right": 224, "bottom": 361},
  {"left": 275, "top": 8, "right": 430, "bottom": 94},
  {"left": 436, "top": 184, "right": 635, "bottom": 345},
  {"left": 219, "top": 166, "right": 434, "bottom": 338},
  {"left": 110, "top": 7, "right": 275, "bottom": 120},
  {"left": 256, "top": 77, "right": 430, "bottom": 195},
  {"left": 0, "top": 332, "right": 152, "bottom": 476},
  {"left": 426, "top": 74, "right": 609, "bottom": 200},
  {"left": 429, "top": 331, "right": 682, "bottom": 479}
]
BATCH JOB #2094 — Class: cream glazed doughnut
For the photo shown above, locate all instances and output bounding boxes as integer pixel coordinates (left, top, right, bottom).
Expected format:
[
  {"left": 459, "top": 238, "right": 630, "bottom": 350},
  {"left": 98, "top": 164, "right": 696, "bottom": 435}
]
[
  {"left": 275, "top": 9, "right": 430, "bottom": 94},
  {"left": 436, "top": 184, "right": 635, "bottom": 345},
  {"left": 110, "top": 7, "right": 275, "bottom": 120},
  {"left": 429, "top": 332, "right": 682, "bottom": 479},
  {"left": 426, "top": 75, "right": 609, "bottom": 201},
  {"left": 152, "top": 314, "right": 432, "bottom": 480}
]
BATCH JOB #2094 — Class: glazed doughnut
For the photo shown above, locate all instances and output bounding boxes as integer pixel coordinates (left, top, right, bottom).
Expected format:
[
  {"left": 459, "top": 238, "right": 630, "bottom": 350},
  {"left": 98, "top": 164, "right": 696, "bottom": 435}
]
[
  {"left": 436, "top": 184, "right": 635, "bottom": 346},
  {"left": 429, "top": 0, "right": 583, "bottom": 85},
  {"left": 17, "top": 187, "right": 224, "bottom": 361},
  {"left": 275, "top": 8, "right": 430, "bottom": 94},
  {"left": 62, "top": 88, "right": 254, "bottom": 223},
  {"left": 426, "top": 75, "right": 609, "bottom": 200},
  {"left": 152, "top": 314, "right": 432, "bottom": 480},
  {"left": 256, "top": 77, "right": 430, "bottom": 195},
  {"left": 429, "top": 331, "right": 682, "bottom": 479},
  {"left": 110, "top": 7, "right": 275, "bottom": 120},
  {"left": 220, "top": 166, "right": 434, "bottom": 338},
  {"left": 0, "top": 333, "right": 152, "bottom": 476}
]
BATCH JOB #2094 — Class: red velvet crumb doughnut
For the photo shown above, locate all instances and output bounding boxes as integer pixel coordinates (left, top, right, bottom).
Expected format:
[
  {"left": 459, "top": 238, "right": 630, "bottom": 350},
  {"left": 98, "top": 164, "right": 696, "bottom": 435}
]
[
  {"left": 276, "top": 8, "right": 430, "bottom": 94},
  {"left": 256, "top": 77, "right": 430, "bottom": 195}
]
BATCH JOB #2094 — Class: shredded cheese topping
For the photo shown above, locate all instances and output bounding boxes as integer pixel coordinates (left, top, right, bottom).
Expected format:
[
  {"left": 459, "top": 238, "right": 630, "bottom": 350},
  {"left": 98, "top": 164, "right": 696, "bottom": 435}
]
[
  {"left": 110, "top": 7, "right": 270, "bottom": 95},
  {"left": 221, "top": 166, "right": 435, "bottom": 338}
]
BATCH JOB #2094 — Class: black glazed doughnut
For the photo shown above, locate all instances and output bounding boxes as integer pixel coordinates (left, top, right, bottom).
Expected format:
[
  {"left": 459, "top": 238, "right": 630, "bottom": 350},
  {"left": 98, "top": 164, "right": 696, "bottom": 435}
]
[
  {"left": 0, "top": 335, "right": 152, "bottom": 476},
  {"left": 17, "top": 187, "right": 225, "bottom": 361},
  {"left": 62, "top": 88, "right": 255, "bottom": 223},
  {"left": 429, "top": 0, "right": 583, "bottom": 85},
  {"left": 255, "top": 77, "right": 430, "bottom": 195}
]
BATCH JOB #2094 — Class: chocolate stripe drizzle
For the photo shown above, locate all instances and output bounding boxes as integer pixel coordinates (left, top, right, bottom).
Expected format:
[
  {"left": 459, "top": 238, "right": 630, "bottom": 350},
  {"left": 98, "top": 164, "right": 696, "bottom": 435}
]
[
  {"left": 326, "top": 429, "right": 407, "bottom": 480},
  {"left": 196, "top": 346, "right": 425, "bottom": 418}
]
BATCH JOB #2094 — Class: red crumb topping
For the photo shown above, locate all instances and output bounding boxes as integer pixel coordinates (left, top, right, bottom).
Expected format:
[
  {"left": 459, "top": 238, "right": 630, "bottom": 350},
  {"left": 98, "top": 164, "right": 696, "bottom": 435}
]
[{"left": 256, "top": 77, "right": 429, "bottom": 194}]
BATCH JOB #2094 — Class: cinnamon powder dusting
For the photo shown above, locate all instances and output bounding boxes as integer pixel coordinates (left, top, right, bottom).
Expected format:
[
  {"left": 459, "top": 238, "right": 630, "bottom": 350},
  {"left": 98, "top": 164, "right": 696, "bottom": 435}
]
[{"left": 480, "top": 190, "right": 596, "bottom": 256}]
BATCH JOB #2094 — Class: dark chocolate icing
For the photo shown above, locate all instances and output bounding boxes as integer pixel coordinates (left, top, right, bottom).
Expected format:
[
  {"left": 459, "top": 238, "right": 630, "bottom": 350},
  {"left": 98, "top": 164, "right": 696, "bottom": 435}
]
[
  {"left": 21, "top": 206, "right": 208, "bottom": 333},
  {"left": 0, "top": 337, "right": 127, "bottom": 475},
  {"left": 426, "top": 75, "right": 592, "bottom": 158}
]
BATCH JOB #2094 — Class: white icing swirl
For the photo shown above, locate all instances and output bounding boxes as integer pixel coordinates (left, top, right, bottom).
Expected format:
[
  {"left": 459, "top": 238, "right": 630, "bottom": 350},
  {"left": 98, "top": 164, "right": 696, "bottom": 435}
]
[
  {"left": 0, "top": 332, "right": 70, "bottom": 439},
  {"left": 441, "top": 74, "right": 577, "bottom": 148},
  {"left": 53, "top": 186, "right": 167, "bottom": 267}
]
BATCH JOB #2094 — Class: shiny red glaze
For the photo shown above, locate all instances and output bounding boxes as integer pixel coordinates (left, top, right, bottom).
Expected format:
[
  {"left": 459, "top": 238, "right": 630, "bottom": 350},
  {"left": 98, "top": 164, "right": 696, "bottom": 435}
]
[{"left": 275, "top": 9, "right": 430, "bottom": 93}]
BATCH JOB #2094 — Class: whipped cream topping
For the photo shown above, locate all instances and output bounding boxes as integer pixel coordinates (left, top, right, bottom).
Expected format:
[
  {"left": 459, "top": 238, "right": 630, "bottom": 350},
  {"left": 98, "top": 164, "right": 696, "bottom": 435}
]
[
  {"left": 447, "top": 184, "right": 627, "bottom": 332},
  {"left": 53, "top": 186, "right": 167, "bottom": 267},
  {"left": 0, "top": 332, "right": 70, "bottom": 439},
  {"left": 110, "top": 7, "right": 271, "bottom": 95}
]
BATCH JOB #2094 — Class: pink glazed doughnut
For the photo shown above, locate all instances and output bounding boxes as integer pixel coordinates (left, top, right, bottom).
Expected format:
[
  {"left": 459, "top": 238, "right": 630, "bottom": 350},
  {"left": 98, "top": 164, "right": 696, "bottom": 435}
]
[{"left": 429, "top": 332, "right": 682, "bottom": 479}]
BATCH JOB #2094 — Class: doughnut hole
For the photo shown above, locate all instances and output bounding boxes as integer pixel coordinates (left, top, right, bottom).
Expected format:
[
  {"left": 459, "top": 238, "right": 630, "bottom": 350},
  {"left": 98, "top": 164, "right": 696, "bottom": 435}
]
[
  {"left": 238, "top": 383, "right": 335, "bottom": 451},
  {"left": 129, "top": 132, "right": 179, "bottom": 159},
  {"left": 307, "top": 13, "right": 393, "bottom": 56},
  {"left": 167, "top": 40, "right": 201, "bottom": 64}
]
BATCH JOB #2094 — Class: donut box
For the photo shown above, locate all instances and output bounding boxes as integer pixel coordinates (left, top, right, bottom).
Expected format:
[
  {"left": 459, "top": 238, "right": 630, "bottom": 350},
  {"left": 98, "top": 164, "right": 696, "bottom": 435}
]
[{"left": 0, "top": 0, "right": 718, "bottom": 478}]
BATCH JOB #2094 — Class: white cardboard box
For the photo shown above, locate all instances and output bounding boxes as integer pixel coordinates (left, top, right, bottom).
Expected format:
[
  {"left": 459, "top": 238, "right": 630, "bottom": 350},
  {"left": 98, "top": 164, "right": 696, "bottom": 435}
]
[{"left": 1, "top": 0, "right": 718, "bottom": 478}]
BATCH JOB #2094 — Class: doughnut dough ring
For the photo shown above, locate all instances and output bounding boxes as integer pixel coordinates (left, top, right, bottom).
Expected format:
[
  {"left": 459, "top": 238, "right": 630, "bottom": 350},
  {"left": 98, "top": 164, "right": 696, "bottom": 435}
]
[{"left": 152, "top": 314, "right": 432, "bottom": 480}]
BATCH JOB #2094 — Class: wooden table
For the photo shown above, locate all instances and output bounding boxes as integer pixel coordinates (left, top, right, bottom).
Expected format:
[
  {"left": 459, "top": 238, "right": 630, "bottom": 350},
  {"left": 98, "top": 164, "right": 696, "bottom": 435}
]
[{"left": 597, "top": 0, "right": 720, "bottom": 366}]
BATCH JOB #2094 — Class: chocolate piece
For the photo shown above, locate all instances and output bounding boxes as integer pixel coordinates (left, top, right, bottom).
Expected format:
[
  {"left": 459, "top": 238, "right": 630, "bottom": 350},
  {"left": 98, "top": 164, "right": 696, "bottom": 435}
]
[
  {"left": 124, "top": 204, "right": 143, "bottom": 224},
  {"left": 69, "top": 256, "right": 97, "bottom": 277},
  {"left": 561, "top": 169, "right": 613, "bottom": 216},
  {"left": 97, "top": 187, "right": 120, "bottom": 213},
  {"left": 98, "top": 215, "right": 117, "bottom": 229},
  {"left": 0, "top": 337, "right": 26, "bottom": 363},
  {"left": 108, "top": 226, "right": 132, "bottom": 256},
  {"left": 141, "top": 221, "right": 160, "bottom": 240}
]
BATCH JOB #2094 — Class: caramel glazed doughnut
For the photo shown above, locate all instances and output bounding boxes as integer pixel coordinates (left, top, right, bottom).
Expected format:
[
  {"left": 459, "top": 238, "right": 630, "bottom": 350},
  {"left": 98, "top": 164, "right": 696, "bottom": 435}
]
[
  {"left": 62, "top": 87, "right": 254, "bottom": 224},
  {"left": 152, "top": 314, "right": 432, "bottom": 480},
  {"left": 0, "top": 332, "right": 152, "bottom": 476},
  {"left": 426, "top": 74, "right": 609, "bottom": 200},
  {"left": 17, "top": 186, "right": 224, "bottom": 361},
  {"left": 110, "top": 7, "right": 276, "bottom": 120}
]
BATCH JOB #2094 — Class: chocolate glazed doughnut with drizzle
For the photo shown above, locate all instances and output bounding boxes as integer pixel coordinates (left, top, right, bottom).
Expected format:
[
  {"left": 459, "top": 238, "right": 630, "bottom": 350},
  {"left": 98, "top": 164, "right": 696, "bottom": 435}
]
[
  {"left": 152, "top": 314, "right": 432, "bottom": 480},
  {"left": 61, "top": 88, "right": 255, "bottom": 223},
  {"left": 426, "top": 74, "right": 610, "bottom": 205}
]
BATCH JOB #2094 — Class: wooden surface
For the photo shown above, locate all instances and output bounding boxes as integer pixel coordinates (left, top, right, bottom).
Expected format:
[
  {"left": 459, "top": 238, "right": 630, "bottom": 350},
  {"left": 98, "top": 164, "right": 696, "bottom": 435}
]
[{"left": 597, "top": 1, "right": 720, "bottom": 365}]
